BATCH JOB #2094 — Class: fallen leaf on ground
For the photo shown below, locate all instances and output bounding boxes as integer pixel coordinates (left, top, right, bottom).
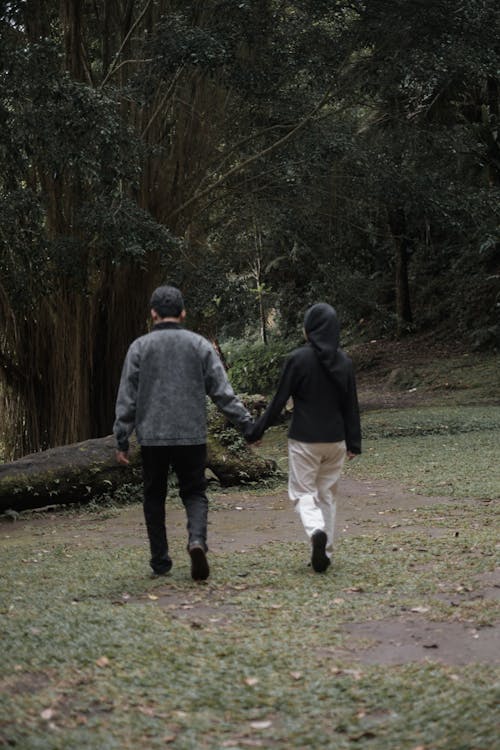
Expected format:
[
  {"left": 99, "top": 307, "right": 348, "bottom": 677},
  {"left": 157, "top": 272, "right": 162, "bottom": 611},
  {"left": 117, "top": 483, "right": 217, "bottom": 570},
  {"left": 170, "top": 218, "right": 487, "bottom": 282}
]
[
  {"left": 244, "top": 677, "right": 259, "bottom": 686},
  {"left": 40, "top": 708, "right": 55, "bottom": 720},
  {"left": 95, "top": 656, "right": 110, "bottom": 668},
  {"left": 250, "top": 720, "right": 272, "bottom": 730},
  {"left": 138, "top": 706, "right": 155, "bottom": 716}
]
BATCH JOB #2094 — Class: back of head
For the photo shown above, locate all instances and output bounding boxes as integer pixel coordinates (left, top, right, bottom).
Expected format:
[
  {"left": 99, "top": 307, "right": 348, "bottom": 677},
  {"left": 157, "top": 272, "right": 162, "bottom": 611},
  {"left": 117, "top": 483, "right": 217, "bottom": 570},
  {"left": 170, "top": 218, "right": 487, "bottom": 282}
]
[{"left": 150, "top": 285, "right": 184, "bottom": 318}]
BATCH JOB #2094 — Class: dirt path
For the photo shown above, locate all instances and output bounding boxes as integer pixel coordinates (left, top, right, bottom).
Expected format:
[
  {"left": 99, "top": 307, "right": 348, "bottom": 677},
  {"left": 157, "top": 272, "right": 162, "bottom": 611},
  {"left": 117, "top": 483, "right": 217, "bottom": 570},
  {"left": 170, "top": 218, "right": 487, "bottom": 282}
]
[
  {"left": 2, "top": 476, "right": 498, "bottom": 667},
  {"left": 0, "top": 476, "right": 473, "bottom": 552}
]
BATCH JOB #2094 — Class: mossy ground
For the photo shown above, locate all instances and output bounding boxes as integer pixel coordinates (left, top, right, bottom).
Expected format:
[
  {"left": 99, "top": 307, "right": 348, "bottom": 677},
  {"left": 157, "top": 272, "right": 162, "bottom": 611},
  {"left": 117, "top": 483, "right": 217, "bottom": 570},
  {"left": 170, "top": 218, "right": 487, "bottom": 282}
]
[{"left": 0, "top": 347, "right": 498, "bottom": 749}]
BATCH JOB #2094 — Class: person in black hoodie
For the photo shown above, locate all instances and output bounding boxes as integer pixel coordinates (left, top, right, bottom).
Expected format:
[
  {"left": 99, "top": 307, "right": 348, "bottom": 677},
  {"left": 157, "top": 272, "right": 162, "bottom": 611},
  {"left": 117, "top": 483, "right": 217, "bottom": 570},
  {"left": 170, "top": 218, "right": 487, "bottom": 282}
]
[{"left": 248, "top": 303, "right": 361, "bottom": 572}]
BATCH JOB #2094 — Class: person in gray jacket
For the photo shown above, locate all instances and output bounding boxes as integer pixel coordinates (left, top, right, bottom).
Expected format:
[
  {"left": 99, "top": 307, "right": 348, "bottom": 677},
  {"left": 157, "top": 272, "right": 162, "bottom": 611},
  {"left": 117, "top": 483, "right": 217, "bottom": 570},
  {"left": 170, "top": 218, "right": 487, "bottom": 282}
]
[{"left": 113, "top": 285, "right": 254, "bottom": 581}]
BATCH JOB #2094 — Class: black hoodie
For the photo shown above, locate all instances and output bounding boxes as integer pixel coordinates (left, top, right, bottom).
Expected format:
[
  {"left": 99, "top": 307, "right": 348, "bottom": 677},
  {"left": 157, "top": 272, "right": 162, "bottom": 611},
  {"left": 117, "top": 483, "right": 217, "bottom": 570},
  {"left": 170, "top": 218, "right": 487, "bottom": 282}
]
[{"left": 250, "top": 304, "right": 361, "bottom": 453}]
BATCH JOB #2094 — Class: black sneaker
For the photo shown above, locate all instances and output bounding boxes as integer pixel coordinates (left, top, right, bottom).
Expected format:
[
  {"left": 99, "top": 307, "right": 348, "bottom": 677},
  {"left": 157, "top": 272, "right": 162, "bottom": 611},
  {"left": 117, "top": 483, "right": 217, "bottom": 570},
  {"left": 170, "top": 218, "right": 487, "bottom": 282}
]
[
  {"left": 150, "top": 559, "right": 173, "bottom": 578},
  {"left": 189, "top": 543, "right": 210, "bottom": 581},
  {"left": 311, "top": 530, "right": 329, "bottom": 573}
]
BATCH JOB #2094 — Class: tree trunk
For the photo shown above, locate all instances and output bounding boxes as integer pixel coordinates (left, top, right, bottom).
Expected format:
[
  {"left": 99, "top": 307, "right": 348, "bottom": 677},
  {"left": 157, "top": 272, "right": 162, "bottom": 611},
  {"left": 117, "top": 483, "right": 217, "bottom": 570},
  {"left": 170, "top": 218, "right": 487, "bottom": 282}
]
[
  {"left": 395, "top": 238, "right": 412, "bottom": 335},
  {"left": 388, "top": 210, "right": 413, "bottom": 336},
  {"left": 0, "top": 433, "right": 276, "bottom": 513}
]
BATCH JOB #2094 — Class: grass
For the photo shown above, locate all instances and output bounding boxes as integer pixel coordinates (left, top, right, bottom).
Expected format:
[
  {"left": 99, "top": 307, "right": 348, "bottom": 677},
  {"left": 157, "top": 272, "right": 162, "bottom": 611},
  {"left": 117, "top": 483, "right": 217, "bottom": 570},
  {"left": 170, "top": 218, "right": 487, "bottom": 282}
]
[
  {"left": 353, "top": 346, "right": 499, "bottom": 408},
  {"left": 346, "top": 405, "right": 500, "bottom": 499},
  {"left": 0, "top": 505, "right": 498, "bottom": 749},
  {"left": 412, "top": 353, "right": 499, "bottom": 406},
  {"left": 1, "top": 353, "right": 499, "bottom": 749}
]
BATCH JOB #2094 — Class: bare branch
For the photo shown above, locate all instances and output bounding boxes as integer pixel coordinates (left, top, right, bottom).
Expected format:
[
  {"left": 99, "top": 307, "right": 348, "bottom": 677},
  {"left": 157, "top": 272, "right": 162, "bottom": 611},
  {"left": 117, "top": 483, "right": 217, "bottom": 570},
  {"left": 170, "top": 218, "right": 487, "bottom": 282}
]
[
  {"left": 100, "top": 0, "right": 153, "bottom": 88},
  {"left": 166, "top": 88, "right": 334, "bottom": 222},
  {"left": 105, "top": 57, "right": 153, "bottom": 78},
  {"left": 141, "top": 66, "right": 185, "bottom": 138}
]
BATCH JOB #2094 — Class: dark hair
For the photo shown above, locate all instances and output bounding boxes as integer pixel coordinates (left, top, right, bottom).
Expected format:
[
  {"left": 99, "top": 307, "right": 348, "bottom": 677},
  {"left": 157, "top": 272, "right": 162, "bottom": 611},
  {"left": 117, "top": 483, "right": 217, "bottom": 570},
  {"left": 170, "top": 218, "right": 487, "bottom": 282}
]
[{"left": 150, "top": 285, "right": 184, "bottom": 318}]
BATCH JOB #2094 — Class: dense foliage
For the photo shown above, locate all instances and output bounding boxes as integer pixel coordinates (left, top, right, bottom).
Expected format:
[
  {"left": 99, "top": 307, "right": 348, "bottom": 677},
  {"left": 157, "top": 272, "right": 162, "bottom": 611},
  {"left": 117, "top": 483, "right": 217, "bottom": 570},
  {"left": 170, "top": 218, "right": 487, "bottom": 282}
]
[{"left": 0, "top": 0, "right": 499, "bottom": 455}]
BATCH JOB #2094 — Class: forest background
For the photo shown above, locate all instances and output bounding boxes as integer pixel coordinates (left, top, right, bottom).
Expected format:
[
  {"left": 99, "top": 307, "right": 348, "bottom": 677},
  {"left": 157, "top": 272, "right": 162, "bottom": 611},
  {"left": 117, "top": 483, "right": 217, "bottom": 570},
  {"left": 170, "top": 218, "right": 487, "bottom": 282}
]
[{"left": 0, "top": 0, "right": 499, "bottom": 460}]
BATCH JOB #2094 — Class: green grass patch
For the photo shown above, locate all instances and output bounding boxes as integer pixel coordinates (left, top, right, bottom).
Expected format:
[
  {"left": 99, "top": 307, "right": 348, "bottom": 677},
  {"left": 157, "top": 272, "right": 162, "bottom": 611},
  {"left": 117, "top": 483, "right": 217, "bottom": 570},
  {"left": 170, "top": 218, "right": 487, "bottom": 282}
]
[
  {"left": 360, "top": 406, "right": 500, "bottom": 439},
  {"left": 345, "top": 406, "right": 500, "bottom": 499},
  {"left": 356, "top": 349, "right": 499, "bottom": 406},
  {"left": 413, "top": 353, "right": 499, "bottom": 405}
]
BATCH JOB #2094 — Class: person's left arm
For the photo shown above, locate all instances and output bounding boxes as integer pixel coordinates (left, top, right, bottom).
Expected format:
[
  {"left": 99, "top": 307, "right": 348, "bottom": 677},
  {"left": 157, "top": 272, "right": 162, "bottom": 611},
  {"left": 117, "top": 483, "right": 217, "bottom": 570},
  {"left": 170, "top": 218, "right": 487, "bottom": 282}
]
[
  {"left": 249, "top": 356, "right": 296, "bottom": 442},
  {"left": 341, "top": 365, "right": 362, "bottom": 457},
  {"left": 202, "top": 345, "right": 254, "bottom": 439}
]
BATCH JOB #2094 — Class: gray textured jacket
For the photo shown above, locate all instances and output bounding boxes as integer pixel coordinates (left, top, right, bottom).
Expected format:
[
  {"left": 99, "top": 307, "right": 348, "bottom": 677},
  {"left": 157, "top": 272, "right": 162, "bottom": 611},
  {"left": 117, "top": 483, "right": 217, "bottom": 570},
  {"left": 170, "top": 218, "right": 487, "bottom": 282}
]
[{"left": 113, "top": 322, "right": 252, "bottom": 451}]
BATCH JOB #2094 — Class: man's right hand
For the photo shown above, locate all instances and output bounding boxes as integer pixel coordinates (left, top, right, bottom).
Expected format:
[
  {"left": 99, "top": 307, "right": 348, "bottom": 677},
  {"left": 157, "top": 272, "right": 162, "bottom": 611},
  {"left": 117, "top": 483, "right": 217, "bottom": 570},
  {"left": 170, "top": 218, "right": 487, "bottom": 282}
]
[{"left": 116, "top": 450, "right": 130, "bottom": 465}]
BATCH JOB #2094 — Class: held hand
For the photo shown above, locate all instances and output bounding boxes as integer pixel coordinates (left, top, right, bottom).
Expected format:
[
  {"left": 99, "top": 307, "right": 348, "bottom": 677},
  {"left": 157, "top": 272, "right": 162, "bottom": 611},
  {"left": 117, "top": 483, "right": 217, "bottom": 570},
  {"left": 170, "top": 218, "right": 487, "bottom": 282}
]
[
  {"left": 116, "top": 450, "right": 130, "bottom": 465},
  {"left": 243, "top": 427, "right": 262, "bottom": 446},
  {"left": 346, "top": 451, "right": 357, "bottom": 461}
]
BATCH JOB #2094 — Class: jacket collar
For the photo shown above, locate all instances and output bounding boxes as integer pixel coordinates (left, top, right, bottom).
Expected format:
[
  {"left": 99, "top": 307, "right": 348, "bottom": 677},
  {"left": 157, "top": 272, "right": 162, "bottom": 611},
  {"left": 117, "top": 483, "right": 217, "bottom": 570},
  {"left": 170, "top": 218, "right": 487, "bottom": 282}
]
[{"left": 152, "top": 322, "right": 183, "bottom": 331}]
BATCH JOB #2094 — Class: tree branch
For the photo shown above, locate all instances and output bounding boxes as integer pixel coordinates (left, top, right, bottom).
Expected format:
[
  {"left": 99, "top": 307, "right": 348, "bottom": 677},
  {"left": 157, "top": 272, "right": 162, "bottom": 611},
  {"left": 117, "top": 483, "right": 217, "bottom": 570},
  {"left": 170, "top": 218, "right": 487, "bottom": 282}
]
[
  {"left": 105, "top": 57, "right": 153, "bottom": 78},
  {"left": 166, "top": 88, "right": 334, "bottom": 222},
  {"left": 141, "top": 66, "right": 185, "bottom": 138},
  {"left": 195, "top": 124, "right": 292, "bottom": 193},
  {"left": 100, "top": 0, "right": 153, "bottom": 89}
]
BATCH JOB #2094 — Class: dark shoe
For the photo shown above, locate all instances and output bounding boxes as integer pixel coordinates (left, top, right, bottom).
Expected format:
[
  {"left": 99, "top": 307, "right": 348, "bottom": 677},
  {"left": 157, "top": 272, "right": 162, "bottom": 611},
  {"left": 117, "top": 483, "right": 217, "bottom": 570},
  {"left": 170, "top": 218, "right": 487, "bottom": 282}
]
[
  {"left": 150, "top": 559, "right": 173, "bottom": 578},
  {"left": 189, "top": 543, "right": 210, "bottom": 581},
  {"left": 311, "top": 530, "right": 329, "bottom": 573}
]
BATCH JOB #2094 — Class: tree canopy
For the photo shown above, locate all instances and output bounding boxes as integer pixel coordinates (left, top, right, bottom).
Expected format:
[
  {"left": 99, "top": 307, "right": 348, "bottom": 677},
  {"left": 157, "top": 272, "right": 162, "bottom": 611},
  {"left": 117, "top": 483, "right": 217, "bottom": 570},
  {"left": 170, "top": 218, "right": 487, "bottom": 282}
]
[{"left": 0, "top": 0, "right": 499, "bottom": 457}]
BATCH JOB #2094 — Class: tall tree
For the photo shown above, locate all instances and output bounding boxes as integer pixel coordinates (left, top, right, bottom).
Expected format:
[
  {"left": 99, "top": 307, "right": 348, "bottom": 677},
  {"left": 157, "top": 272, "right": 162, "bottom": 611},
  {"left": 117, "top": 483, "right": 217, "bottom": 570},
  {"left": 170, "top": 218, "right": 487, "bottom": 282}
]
[
  {"left": 334, "top": 0, "right": 500, "bottom": 335},
  {"left": 0, "top": 0, "right": 338, "bottom": 456}
]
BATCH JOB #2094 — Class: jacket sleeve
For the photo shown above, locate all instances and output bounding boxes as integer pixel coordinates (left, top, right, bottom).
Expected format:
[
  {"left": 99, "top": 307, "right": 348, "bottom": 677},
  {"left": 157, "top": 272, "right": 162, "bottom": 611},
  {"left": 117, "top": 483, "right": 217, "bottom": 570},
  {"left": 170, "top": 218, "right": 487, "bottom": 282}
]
[
  {"left": 113, "top": 343, "right": 141, "bottom": 451},
  {"left": 202, "top": 344, "right": 254, "bottom": 438},
  {"left": 249, "top": 356, "right": 296, "bottom": 442},
  {"left": 341, "top": 366, "right": 362, "bottom": 454}
]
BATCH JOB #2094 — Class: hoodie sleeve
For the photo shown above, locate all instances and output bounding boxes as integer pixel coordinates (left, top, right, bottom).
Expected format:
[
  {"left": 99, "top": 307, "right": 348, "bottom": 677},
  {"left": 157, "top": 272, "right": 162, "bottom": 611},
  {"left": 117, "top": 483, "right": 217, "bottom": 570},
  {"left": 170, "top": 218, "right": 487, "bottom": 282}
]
[
  {"left": 202, "top": 344, "right": 254, "bottom": 437},
  {"left": 341, "top": 365, "right": 362, "bottom": 454},
  {"left": 113, "top": 343, "right": 141, "bottom": 452},
  {"left": 248, "top": 355, "right": 296, "bottom": 442}
]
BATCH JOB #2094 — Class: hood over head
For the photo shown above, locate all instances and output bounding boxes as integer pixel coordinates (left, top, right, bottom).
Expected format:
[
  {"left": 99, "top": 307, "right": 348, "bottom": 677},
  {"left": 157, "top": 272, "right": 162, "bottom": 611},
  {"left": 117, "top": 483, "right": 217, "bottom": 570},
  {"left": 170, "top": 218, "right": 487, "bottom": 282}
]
[{"left": 304, "top": 303, "right": 349, "bottom": 392}]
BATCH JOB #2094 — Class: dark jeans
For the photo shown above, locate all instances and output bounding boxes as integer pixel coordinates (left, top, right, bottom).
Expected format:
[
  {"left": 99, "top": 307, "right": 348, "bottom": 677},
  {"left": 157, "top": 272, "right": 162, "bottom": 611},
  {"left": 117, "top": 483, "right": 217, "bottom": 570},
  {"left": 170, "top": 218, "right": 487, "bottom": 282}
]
[{"left": 141, "top": 444, "right": 208, "bottom": 573}]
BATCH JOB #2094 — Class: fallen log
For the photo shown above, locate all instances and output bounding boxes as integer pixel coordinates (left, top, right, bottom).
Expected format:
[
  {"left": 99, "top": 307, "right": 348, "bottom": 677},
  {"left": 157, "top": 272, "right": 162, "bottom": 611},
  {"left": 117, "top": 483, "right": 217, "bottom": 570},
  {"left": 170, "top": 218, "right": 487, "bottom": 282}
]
[{"left": 0, "top": 430, "right": 276, "bottom": 513}]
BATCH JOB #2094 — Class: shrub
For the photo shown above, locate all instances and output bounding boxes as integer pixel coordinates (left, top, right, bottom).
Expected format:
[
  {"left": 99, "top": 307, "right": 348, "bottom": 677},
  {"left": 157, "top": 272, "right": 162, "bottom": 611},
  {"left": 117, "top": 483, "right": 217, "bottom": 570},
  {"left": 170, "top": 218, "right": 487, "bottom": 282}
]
[{"left": 223, "top": 338, "right": 295, "bottom": 395}]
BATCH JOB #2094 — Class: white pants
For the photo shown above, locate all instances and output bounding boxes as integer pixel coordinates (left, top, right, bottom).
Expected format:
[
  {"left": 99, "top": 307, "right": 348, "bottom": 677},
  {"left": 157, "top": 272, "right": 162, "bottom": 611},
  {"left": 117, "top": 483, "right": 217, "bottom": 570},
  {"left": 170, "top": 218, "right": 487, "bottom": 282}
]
[{"left": 288, "top": 439, "right": 346, "bottom": 558}]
